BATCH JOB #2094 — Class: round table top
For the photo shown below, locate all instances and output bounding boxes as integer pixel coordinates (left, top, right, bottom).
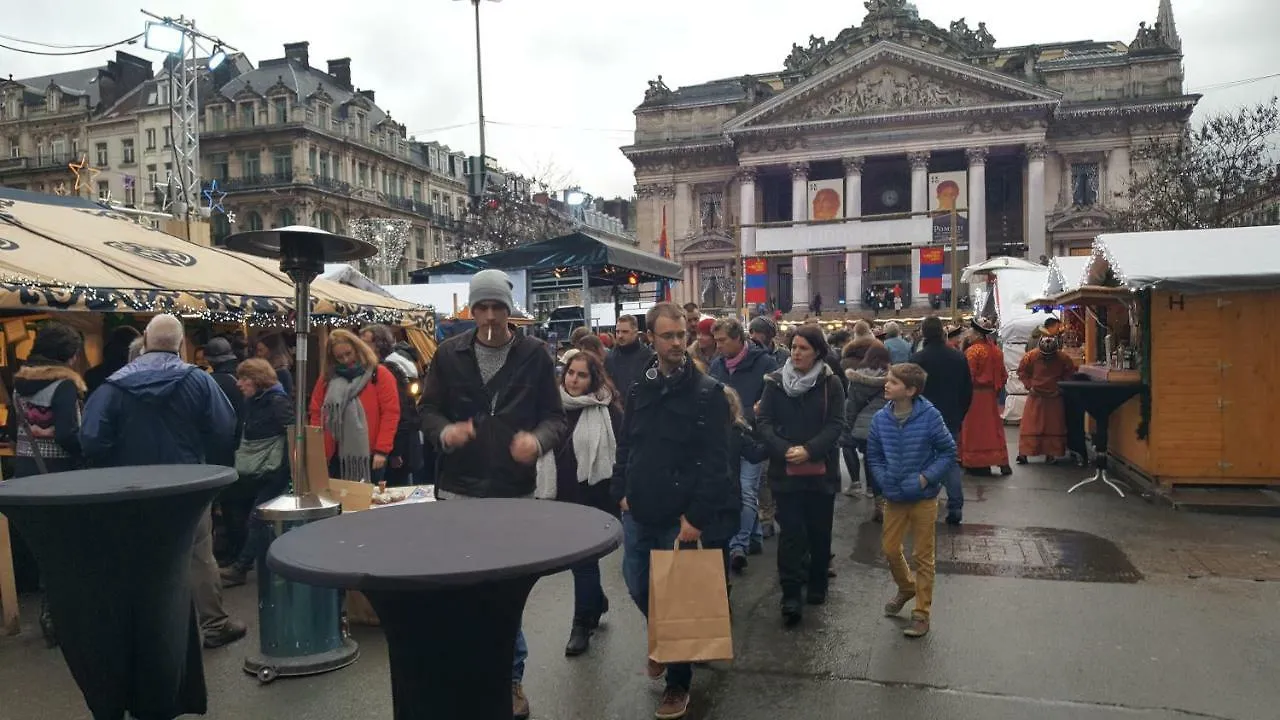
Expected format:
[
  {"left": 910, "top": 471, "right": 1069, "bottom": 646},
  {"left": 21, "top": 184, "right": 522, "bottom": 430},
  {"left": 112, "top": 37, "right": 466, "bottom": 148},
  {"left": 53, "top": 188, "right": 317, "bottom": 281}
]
[
  {"left": 0, "top": 465, "right": 238, "bottom": 507},
  {"left": 267, "top": 499, "right": 623, "bottom": 592}
]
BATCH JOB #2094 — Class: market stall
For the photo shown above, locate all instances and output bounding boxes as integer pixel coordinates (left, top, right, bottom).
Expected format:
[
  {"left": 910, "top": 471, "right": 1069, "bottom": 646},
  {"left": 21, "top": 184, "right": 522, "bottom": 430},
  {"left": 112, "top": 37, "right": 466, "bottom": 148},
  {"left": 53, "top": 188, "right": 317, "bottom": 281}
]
[{"left": 1032, "top": 226, "right": 1280, "bottom": 489}]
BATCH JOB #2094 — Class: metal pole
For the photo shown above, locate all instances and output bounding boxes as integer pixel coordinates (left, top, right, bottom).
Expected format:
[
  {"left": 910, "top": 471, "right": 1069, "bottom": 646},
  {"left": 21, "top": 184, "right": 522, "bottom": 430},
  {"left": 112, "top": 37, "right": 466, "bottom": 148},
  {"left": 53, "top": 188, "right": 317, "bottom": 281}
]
[
  {"left": 949, "top": 208, "right": 960, "bottom": 324},
  {"left": 472, "top": 0, "right": 487, "bottom": 175},
  {"left": 291, "top": 278, "right": 312, "bottom": 496},
  {"left": 580, "top": 265, "right": 591, "bottom": 328}
]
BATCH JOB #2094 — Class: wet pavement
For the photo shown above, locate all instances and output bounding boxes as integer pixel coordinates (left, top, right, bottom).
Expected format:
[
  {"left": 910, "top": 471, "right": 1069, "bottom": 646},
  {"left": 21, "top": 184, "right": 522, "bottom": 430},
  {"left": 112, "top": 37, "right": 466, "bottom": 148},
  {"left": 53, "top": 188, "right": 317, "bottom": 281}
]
[{"left": 3, "top": 430, "right": 1279, "bottom": 719}]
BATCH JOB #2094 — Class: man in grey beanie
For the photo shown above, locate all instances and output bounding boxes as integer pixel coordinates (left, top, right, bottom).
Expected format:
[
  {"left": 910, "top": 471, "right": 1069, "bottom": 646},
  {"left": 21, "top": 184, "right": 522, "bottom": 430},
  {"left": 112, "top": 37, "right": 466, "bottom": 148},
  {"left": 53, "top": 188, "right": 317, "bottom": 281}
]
[{"left": 420, "top": 268, "right": 566, "bottom": 719}]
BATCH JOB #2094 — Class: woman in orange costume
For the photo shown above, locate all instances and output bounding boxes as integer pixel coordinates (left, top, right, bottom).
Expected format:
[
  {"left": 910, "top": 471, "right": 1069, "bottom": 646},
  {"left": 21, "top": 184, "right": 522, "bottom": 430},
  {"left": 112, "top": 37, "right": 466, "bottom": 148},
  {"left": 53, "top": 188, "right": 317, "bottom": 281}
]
[
  {"left": 1015, "top": 334, "right": 1077, "bottom": 464},
  {"left": 960, "top": 320, "right": 1011, "bottom": 476}
]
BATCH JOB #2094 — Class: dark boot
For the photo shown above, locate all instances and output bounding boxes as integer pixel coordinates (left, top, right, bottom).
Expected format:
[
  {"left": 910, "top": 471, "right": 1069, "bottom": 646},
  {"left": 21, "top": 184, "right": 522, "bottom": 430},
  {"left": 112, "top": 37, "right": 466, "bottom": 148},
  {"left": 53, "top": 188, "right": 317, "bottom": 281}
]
[
  {"left": 564, "top": 623, "right": 591, "bottom": 657},
  {"left": 781, "top": 593, "right": 803, "bottom": 626},
  {"left": 999, "top": 465, "right": 1013, "bottom": 476},
  {"left": 1015, "top": 455, "right": 1028, "bottom": 465},
  {"left": 39, "top": 596, "right": 57, "bottom": 649}
]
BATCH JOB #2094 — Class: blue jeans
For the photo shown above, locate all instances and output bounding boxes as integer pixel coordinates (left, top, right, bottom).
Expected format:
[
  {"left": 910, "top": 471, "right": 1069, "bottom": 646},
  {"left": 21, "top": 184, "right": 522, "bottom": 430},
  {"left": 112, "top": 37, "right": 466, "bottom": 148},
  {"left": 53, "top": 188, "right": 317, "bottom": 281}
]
[
  {"left": 571, "top": 559, "right": 606, "bottom": 624},
  {"left": 944, "top": 431, "right": 964, "bottom": 514},
  {"left": 620, "top": 513, "right": 693, "bottom": 691},
  {"left": 730, "top": 460, "right": 765, "bottom": 553}
]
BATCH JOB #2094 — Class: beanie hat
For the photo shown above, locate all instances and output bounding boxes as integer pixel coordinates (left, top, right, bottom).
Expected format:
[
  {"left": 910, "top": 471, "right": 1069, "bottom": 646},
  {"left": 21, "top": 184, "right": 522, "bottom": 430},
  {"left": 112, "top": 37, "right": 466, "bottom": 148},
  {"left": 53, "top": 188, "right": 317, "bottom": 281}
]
[
  {"left": 203, "top": 337, "right": 237, "bottom": 364},
  {"left": 748, "top": 316, "right": 776, "bottom": 339},
  {"left": 697, "top": 317, "right": 715, "bottom": 337},
  {"left": 469, "top": 269, "right": 514, "bottom": 313}
]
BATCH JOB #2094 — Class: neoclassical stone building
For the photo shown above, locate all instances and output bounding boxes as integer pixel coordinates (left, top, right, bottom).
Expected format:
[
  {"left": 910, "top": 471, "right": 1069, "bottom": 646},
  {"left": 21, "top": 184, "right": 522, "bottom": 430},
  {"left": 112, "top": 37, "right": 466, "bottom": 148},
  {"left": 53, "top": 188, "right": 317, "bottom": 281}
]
[{"left": 623, "top": 0, "right": 1195, "bottom": 313}]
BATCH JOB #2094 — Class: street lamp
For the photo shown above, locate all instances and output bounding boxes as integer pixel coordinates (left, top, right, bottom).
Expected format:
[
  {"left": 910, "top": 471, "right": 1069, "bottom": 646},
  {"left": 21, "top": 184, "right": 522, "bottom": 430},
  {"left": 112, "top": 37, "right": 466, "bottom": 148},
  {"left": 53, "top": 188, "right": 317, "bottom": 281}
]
[{"left": 455, "top": 0, "right": 502, "bottom": 207}]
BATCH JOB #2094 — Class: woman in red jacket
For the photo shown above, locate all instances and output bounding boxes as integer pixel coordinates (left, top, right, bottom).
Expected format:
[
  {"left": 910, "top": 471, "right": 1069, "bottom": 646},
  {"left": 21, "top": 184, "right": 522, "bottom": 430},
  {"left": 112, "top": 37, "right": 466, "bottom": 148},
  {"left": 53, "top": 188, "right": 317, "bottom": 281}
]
[{"left": 309, "top": 328, "right": 400, "bottom": 483}]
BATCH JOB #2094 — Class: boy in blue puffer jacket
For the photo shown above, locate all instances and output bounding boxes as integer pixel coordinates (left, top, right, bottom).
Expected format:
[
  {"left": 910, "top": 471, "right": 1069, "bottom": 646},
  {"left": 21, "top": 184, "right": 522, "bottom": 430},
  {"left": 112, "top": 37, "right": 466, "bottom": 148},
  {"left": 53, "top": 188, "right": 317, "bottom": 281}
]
[{"left": 866, "top": 363, "right": 957, "bottom": 639}]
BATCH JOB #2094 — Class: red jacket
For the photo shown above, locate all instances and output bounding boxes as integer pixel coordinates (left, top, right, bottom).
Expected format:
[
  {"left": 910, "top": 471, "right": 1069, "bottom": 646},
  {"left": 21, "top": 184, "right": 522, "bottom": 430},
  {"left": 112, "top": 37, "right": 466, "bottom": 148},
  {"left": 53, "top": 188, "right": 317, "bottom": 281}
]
[{"left": 308, "top": 365, "right": 401, "bottom": 459}]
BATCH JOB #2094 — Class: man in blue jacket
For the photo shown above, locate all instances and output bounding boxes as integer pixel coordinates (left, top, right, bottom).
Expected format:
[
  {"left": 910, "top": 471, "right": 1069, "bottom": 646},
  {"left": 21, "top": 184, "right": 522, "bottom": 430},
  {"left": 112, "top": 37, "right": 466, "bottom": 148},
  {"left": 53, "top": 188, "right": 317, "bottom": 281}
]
[
  {"left": 80, "top": 314, "right": 244, "bottom": 648},
  {"left": 866, "top": 362, "right": 956, "bottom": 639},
  {"left": 709, "top": 318, "right": 777, "bottom": 572}
]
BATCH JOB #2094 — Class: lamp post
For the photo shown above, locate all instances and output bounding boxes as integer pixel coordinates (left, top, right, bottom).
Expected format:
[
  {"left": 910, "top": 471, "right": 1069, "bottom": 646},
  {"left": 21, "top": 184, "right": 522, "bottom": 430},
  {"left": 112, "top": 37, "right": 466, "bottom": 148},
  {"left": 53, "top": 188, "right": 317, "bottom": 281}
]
[
  {"left": 224, "top": 225, "right": 376, "bottom": 683},
  {"left": 457, "top": 0, "right": 501, "bottom": 207}
]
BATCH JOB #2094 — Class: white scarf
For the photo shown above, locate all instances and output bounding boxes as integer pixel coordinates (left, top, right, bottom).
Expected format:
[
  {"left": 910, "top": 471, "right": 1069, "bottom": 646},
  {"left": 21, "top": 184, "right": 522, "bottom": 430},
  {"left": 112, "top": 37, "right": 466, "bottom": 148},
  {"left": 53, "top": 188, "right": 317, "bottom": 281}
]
[{"left": 534, "top": 388, "right": 617, "bottom": 499}]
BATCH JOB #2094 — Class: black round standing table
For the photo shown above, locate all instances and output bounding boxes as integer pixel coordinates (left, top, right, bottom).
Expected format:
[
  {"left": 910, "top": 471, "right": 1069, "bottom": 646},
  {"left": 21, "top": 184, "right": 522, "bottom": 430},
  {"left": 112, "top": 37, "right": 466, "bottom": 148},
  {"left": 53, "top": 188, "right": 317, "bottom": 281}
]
[
  {"left": 0, "top": 464, "right": 237, "bottom": 720},
  {"left": 267, "top": 498, "right": 622, "bottom": 720},
  {"left": 1059, "top": 381, "right": 1147, "bottom": 497}
]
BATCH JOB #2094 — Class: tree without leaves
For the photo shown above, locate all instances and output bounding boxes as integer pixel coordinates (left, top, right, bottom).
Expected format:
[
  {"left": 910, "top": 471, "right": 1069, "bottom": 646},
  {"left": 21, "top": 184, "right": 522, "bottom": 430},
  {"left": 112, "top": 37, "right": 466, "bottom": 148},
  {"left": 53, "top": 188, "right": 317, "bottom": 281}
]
[
  {"left": 1114, "top": 98, "right": 1279, "bottom": 231},
  {"left": 447, "top": 165, "right": 576, "bottom": 259}
]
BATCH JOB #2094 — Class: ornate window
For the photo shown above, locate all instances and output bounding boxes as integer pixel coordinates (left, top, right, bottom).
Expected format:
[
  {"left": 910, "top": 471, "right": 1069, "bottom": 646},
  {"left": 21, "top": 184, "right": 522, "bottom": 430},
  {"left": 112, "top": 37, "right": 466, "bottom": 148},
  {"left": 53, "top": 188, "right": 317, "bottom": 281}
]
[
  {"left": 699, "top": 264, "right": 736, "bottom": 309},
  {"left": 276, "top": 208, "right": 295, "bottom": 228},
  {"left": 1071, "top": 163, "right": 1100, "bottom": 207},
  {"left": 247, "top": 211, "right": 263, "bottom": 231},
  {"left": 211, "top": 213, "right": 231, "bottom": 245}
]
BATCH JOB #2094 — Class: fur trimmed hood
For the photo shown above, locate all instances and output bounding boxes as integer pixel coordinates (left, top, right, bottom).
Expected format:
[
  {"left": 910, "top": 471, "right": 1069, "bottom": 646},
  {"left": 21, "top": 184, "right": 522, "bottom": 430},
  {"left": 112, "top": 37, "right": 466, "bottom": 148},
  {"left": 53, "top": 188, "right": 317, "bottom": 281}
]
[
  {"left": 16, "top": 364, "right": 86, "bottom": 393},
  {"left": 845, "top": 367, "right": 888, "bottom": 387}
]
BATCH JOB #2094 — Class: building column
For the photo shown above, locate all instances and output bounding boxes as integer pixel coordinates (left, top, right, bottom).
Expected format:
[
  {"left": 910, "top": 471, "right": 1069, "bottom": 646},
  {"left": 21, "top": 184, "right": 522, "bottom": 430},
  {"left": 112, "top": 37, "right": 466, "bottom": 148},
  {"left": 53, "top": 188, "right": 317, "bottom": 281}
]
[
  {"left": 1026, "top": 143, "right": 1048, "bottom": 263},
  {"left": 908, "top": 151, "right": 931, "bottom": 307},
  {"left": 790, "top": 162, "right": 810, "bottom": 313},
  {"left": 842, "top": 157, "right": 864, "bottom": 309},
  {"left": 738, "top": 167, "right": 757, "bottom": 256},
  {"left": 966, "top": 147, "right": 988, "bottom": 266}
]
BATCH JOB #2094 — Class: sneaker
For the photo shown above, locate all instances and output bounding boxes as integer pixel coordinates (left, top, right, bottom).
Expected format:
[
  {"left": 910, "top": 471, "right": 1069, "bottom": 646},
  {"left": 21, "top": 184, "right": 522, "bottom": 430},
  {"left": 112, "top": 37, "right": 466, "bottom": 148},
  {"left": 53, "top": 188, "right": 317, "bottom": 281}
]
[
  {"left": 512, "top": 682, "right": 530, "bottom": 720},
  {"left": 203, "top": 619, "right": 247, "bottom": 649},
  {"left": 748, "top": 539, "right": 763, "bottom": 556},
  {"left": 219, "top": 564, "right": 249, "bottom": 588},
  {"left": 883, "top": 590, "right": 916, "bottom": 616},
  {"left": 945, "top": 512, "right": 962, "bottom": 525},
  {"left": 903, "top": 616, "right": 930, "bottom": 638},
  {"left": 781, "top": 596, "right": 803, "bottom": 626},
  {"left": 655, "top": 687, "right": 691, "bottom": 719},
  {"left": 730, "top": 550, "right": 748, "bottom": 573},
  {"left": 646, "top": 658, "right": 667, "bottom": 679}
]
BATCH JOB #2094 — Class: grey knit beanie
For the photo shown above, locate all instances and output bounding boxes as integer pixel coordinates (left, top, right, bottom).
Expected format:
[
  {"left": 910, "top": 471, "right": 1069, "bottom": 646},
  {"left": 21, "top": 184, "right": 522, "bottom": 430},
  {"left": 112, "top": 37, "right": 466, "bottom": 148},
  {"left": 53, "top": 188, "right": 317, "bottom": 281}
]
[{"left": 469, "top": 269, "right": 514, "bottom": 312}]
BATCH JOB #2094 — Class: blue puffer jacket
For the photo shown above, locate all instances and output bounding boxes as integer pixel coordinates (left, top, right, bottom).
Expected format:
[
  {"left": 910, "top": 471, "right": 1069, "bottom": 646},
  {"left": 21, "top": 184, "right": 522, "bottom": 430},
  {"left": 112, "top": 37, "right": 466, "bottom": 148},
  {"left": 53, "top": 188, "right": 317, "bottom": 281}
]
[{"left": 866, "top": 396, "right": 957, "bottom": 503}]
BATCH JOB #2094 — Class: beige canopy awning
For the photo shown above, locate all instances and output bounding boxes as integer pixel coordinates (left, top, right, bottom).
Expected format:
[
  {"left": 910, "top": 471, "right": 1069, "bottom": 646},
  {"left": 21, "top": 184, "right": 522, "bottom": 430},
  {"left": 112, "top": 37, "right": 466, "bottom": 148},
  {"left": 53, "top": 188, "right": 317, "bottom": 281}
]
[{"left": 0, "top": 190, "right": 431, "bottom": 330}]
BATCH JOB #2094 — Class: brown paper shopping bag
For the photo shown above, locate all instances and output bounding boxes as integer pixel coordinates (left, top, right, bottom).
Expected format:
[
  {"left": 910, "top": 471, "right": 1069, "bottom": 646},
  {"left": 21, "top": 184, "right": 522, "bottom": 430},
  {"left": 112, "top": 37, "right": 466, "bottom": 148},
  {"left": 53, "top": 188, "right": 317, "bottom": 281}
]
[{"left": 647, "top": 540, "right": 733, "bottom": 664}]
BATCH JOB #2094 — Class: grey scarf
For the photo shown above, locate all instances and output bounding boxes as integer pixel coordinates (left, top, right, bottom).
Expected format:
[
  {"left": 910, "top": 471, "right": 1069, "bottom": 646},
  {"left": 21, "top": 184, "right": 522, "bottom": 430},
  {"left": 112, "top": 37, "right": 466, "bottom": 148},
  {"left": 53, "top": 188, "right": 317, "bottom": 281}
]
[
  {"left": 321, "top": 367, "right": 374, "bottom": 483},
  {"left": 780, "top": 358, "right": 824, "bottom": 398}
]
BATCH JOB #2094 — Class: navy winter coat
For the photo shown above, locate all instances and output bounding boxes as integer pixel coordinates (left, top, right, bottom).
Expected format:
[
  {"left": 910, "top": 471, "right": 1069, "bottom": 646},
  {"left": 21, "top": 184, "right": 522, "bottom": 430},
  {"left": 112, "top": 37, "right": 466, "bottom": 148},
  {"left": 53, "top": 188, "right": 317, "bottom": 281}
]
[
  {"left": 708, "top": 342, "right": 777, "bottom": 422},
  {"left": 865, "top": 396, "right": 957, "bottom": 503},
  {"left": 80, "top": 351, "right": 237, "bottom": 468}
]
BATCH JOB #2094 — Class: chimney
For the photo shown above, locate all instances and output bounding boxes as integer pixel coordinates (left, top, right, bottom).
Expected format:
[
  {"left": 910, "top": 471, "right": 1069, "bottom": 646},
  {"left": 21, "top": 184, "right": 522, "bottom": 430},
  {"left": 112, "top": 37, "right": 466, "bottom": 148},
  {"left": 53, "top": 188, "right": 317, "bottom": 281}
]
[
  {"left": 327, "top": 58, "right": 352, "bottom": 90},
  {"left": 358, "top": 89, "right": 376, "bottom": 103},
  {"left": 283, "top": 42, "right": 310, "bottom": 67}
]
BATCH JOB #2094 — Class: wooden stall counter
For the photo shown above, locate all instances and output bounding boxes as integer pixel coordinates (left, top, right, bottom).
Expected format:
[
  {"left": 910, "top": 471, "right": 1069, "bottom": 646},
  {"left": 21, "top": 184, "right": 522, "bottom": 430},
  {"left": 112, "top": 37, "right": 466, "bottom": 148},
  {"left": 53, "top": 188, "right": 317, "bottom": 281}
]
[{"left": 1077, "top": 364, "right": 1141, "bottom": 383}]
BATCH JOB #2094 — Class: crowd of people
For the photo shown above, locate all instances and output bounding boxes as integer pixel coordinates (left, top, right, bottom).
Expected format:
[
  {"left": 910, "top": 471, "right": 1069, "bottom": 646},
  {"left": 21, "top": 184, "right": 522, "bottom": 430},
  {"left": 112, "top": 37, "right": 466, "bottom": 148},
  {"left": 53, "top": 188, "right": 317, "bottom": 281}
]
[{"left": 5, "top": 265, "right": 1081, "bottom": 720}]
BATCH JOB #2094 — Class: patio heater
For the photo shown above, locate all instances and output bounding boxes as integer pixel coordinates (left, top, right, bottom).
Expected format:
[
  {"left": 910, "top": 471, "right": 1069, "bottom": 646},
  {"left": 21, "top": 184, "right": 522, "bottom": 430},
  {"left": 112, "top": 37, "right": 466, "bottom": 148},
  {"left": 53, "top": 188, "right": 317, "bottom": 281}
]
[{"left": 224, "top": 225, "right": 376, "bottom": 683}]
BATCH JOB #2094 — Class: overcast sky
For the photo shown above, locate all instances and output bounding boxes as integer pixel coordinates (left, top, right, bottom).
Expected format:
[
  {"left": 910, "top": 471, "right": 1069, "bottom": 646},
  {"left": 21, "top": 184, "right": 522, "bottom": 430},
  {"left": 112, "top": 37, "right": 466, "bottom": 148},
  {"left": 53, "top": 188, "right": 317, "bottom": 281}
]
[{"left": 3, "top": 0, "right": 1277, "bottom": 199}]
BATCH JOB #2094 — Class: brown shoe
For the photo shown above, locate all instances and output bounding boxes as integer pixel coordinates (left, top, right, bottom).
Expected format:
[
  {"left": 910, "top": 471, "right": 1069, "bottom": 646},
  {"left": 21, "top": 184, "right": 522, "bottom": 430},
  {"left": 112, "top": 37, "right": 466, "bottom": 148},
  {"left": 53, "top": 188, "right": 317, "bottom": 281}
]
[
  {"left": 655, "top": 687, "right": 690, "bottom": 719},
  {"left": 202, "top": 619, "right": 247, "bottom": 649},
  {"left": 646, "top": 658, "right": 666, "bottom": 679},
  {"left": 883, "top": 590, "right": 916, "bottom": 616},
  {"left": 512, "top": 682, "right": 530, "bottom": 719},
  {"left": 903, "top": 616, "right": 930, "bottom": 637}
]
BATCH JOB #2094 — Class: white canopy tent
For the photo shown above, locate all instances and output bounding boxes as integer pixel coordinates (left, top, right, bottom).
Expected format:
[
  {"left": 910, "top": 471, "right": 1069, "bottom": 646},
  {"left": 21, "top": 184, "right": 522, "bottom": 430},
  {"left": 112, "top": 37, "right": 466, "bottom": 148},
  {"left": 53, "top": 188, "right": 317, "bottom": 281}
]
[
  {"left": 321, "top": 264, "right": 393, "bottom": 298},
  {"left": 1085, "top": 226, "right": 1280, "bottom": 292},
  {"left": 1042, "top": 256, "right": 1091, "bottom": 298}
]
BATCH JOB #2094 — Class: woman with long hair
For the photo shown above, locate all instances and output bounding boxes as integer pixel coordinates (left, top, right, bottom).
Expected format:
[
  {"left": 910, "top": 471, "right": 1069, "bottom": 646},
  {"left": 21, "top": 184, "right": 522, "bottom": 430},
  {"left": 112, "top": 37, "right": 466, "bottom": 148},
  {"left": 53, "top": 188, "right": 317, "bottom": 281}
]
[
  {"left": 255, "top": 332, "right": 295, "bottom": 397},
  {"left": 756, "top": 324, "right": 845, "bottom": 626},
  {"left": 308, "top": 329, "right": 400, "bottom": 483},
  {"left": 220, "top": 358, "right": 293, "bottom": 588},
  {"left": 11, "top": 322, "right": 87, "bottom": 646},
  {"left": 536, "top": 349, "right": 622, "bottom": 657},
  {"left": 844, "top": 344, "right": 892, "bottom": 518}
]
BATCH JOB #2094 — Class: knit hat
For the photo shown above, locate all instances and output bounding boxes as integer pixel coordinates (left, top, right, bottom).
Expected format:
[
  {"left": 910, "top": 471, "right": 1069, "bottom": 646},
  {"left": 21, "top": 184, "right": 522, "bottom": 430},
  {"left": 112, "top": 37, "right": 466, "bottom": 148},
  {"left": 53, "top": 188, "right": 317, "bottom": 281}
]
[
  {"left": 748, "top": 316, "right": 776, "bottom": 339},
  {"left": 696, "top": 317, "right": 716, "bottom": 337},
  {"left": 469, "top": 269, "right": 514, "bottom": 312},
  {"left": 203, "top": 337, "right": 237, "bottom": 364}
]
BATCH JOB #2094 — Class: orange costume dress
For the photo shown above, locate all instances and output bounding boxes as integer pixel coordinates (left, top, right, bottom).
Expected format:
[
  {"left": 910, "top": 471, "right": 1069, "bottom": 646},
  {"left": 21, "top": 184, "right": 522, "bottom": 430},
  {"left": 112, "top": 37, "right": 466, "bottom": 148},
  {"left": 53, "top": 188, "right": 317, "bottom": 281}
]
[
  {"left": 1016, "top": 348, "right": 1077, "bottom": 458},
  {"left": 960, "top": 337, "right": 1009, "bottom": 468}
]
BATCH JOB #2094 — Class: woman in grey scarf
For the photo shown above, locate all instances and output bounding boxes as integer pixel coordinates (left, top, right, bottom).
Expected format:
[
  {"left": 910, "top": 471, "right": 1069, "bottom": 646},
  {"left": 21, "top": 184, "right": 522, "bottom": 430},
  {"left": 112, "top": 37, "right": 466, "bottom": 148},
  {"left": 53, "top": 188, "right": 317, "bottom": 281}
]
[{"left": 307, "top": 329, "right": 401, "bottom": 484}]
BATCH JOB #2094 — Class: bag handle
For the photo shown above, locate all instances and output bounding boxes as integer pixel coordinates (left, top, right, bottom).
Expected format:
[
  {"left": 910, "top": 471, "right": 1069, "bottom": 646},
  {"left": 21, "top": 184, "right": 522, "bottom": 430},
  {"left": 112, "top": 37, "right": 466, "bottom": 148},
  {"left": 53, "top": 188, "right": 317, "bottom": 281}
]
[
  {"left": 671, "top": 538, "right": 704, "bottom": 551},
  {"left": 0, "top": 379, "right": 48, "bottom": 475}
]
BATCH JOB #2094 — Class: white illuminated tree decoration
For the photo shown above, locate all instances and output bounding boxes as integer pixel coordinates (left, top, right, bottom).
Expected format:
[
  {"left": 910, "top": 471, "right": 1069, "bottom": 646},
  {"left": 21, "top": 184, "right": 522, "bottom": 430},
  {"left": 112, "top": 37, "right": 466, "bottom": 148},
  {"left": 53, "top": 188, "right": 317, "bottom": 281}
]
[{"left": 350, "top": 217, "right": 411, "bottom": 283}]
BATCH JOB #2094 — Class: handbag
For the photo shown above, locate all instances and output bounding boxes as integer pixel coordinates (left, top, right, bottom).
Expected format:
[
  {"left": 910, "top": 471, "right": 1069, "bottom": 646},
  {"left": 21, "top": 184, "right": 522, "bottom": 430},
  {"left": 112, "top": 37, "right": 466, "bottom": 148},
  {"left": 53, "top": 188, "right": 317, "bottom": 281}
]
[{"left": 235, "top": 434, "right": 285, "bottom": 477}]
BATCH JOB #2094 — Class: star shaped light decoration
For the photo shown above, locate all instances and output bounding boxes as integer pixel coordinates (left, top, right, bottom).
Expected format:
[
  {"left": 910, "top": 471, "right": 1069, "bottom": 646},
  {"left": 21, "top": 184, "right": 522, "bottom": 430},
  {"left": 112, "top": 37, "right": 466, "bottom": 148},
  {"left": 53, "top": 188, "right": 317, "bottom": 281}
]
[
  {"left": 68, "top": 154, "right": 101, "bottom": 192},
  {"left": 226, "top": 211, "right": 237, "bottom": 224},
  {"left": 202, "top": 179, "right": 227, "bottom": 214}
]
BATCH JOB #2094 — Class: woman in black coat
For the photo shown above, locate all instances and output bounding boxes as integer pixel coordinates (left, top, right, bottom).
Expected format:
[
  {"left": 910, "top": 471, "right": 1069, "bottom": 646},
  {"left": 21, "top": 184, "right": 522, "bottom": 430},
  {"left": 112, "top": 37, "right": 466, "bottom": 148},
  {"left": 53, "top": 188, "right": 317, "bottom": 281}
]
[
  {"left": 219, "top": 359, "right": 293, "bottom": 588},
  {"left": 537, "top": 349, "right": 622, "bottom": 657},
  {"left": 756, "top": 325, "right": 845, "bottom": 626}
]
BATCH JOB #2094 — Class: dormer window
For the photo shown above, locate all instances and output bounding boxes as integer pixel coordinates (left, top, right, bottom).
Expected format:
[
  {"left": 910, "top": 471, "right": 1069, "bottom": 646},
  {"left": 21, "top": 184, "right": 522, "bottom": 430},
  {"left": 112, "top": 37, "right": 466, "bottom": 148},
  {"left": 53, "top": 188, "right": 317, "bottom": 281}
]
[
  {"left": 4, "top": 95, "right": 18, "bottom": 120},
  {"left": 46, "top": 91, "right": 59, "bottom": 113}
]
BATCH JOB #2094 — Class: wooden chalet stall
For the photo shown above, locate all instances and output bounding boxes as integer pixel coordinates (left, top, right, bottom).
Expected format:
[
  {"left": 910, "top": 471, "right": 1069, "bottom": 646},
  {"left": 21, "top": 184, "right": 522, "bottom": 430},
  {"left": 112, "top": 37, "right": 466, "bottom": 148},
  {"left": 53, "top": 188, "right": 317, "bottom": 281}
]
[{"left": 1033, "top": 226, "right": 1280, "bottom": 490}]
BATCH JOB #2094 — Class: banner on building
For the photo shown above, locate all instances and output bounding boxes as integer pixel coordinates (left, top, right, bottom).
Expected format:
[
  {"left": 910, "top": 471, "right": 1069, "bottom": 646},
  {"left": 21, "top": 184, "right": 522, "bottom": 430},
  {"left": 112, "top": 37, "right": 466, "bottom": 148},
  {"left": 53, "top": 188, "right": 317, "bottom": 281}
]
[
  {"left": 918, "top": 247, "right": 944, "bottom": 295},
  {"left": 744, "top": 257, "right": 768, "bottom": 306},
  {"left": 807, "top": 179, "right": 844, "bottom": 221},
  {"left": 928, "top": 171, "right": 968, "bottom": 244}
]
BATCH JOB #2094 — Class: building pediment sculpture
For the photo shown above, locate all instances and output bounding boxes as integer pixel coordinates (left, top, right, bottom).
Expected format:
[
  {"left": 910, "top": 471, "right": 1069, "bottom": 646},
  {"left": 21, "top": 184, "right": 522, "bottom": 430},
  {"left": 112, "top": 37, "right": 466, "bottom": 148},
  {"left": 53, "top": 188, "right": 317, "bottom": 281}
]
[
  {"left": 793, "top": 67, "right": 991, "bottom": 120},
  {"left": 784, "top": 35, "right": 829, "bottom": 72},
  {"left": 949, "top": 18, "right": 997, "bottom": 52},
  {"left": 1129, "top": 21, "right": 1176, "bottom": 53}
]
